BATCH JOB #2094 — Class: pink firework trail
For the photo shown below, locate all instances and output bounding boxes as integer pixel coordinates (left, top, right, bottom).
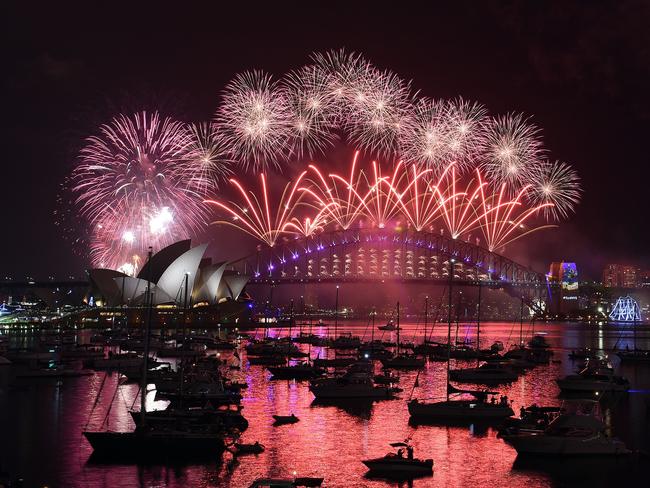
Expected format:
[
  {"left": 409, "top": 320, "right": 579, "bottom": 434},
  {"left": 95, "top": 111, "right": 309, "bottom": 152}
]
[{"left": 205, "top": 172, "right": 308, "bottom": 247}]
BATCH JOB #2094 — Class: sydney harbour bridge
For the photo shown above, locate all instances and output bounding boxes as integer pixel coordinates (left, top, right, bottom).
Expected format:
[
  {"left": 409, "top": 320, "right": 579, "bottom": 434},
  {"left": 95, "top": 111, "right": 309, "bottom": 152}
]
[{"left": 231, "top": 228, "right": 554, "bottom": 311}]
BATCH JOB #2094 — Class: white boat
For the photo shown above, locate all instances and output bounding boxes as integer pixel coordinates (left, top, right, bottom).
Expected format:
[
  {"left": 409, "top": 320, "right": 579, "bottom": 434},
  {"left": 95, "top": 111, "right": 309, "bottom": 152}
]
[{"left": 502, "top": 414, "right": 630, "bottom": 455}]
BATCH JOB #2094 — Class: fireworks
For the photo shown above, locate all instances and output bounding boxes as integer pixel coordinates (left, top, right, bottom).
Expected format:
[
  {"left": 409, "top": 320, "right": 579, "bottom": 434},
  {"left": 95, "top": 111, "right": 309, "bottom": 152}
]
[
  {"left": 529, "top": 160, "right": 582, "bottom": 220},
  {"left": 204, "top": 172, "right": 309, "bottom": 247},
  {"left": 208, "top": 156, "right": 563, "bottom": 253},
  {"left": 214, "top": 71, "right": 292, "bottom": 172},
  {"left": 481, "top": 113, "right": 544, "bottom": 187},
  {"left": 70, "top": 111, "right": 223, "bottom": 272},
  {"left": 68, "top": 50, "right": 581, "bottom": 268}
]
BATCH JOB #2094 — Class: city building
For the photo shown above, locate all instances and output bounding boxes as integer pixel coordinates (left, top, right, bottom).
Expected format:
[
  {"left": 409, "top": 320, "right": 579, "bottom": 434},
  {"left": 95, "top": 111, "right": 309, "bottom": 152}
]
[{"left": 602, "top": 264, "right": 638, "bottom": 288}]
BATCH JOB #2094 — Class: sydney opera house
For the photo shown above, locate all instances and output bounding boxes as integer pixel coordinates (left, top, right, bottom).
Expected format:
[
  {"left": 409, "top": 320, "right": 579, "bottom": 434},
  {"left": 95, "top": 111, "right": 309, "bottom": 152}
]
[{"left": 86, "top": 240, "right": 251, "bottom": 323}]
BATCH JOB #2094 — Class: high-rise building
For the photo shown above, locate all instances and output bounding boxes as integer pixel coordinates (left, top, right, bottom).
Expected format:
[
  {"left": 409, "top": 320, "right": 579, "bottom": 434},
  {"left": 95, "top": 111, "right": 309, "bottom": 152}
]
[{"left": 602, "top": 264, "right": 638, "bottom": 288}]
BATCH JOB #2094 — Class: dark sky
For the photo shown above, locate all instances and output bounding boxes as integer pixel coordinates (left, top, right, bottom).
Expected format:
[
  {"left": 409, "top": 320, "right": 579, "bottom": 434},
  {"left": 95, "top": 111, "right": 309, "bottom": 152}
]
[{"left": 4, "top": 1, "right": 650, "bottom": 280}]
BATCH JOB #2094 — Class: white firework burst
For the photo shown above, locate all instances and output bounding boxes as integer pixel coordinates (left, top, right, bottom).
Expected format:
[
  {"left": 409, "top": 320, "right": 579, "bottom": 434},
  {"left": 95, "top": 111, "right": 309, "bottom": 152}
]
[
  {"left": 345, "top": 68, "right": 414, "bottom": 157},
  {"left": 530, "top": 160, "right": 581, "bottom": 220},
  {"left": 481, "top": 113, "right": 544, "bottom": 188},
  {"left": 184, "top": 122, "right": 232, "bottom": 196},
  {"left": 281, "top": 65, "right": 338, "bottom": 159},
  {"left": 214, "top": 70, "right": 292, "bottom": 171},
  {"left": 443, "top": 98, "right": 487, "bottom": 169},
  {"left": 399, "top": 98, "right": 452, "bottom": 171}
]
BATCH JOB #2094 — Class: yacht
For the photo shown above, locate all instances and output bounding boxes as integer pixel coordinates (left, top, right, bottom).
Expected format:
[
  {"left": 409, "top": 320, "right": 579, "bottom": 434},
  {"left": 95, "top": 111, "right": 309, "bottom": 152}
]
[
  {"left": 616, "top": 349, "right": 650, "bottom": 364},
  {"left": 247, "top": 477, "right": 323, "bottom": 488},
  {"left": 408, "top": 386, "right": 514, "bottom": 421},
  {"left": 83, "top": 426, "right": 227, "bottom": 459},
  {"left": 380, "top": 353, "right": 425, "bottom": 369},
  {"left": 556, "top": 362, "right": 629, "bottom": 393},
  {"left": 378, "top": 320, "right": 399, "bottom": 331},
  {"left": 309, "top": 362, "right": 394, "bottom": 399},
  {"left": 449, "top": 362, "right": 519, "bottom": 384},
  {"left": 268, "top": 362, "right": 325, "bottom": 379},
  {"left": 502, "top": 414, "right": 630, "bottom": 455},
  {"left": 362, "top": 442, "right": 433, "bottom": 475}
]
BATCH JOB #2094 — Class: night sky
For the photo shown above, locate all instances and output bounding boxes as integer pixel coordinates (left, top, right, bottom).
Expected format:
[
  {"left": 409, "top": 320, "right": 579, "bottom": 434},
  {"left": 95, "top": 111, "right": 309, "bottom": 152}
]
[{"left": 4, "top": 1, "right": 650, "bottom": 280}]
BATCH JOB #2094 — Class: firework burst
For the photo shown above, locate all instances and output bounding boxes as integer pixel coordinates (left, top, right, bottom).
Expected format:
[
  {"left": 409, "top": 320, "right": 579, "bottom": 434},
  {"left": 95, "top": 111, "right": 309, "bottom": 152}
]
[
  {"left": 70, "top": 111, "right": 215, "bottom": 272},
  {"left": 529, "top": 160, "right": 581, "bottom": 219},
  {"left": 184, "top": 122, "right": 232, "bottom": 196},
  {"left": 214, "top": 71, "right": 291, "bottom": 171},
  {"left": 281, "top": 65, "right": 338, "bottom": 158},
  {"left": 481, "top": 113, "right": 544, "bottom": 187}
]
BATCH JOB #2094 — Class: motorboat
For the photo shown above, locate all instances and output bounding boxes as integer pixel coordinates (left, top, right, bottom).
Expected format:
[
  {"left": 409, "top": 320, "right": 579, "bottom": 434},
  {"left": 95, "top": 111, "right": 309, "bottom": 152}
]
[
  {"left": 502, "top": 413, "right": 630, "bottom": 456},
  {"left": 129, "top": 404, "right": 248, "bottom": 431},
  {"left": 309, "top": 362, "right": 394, "bottom": 399},
  {"left": 380, "top": 353, "right": 425, "bottom": 369},
  {"left": 234, "top": 441, "right": 265, "bottom": 454},
  {"left": 330, "top": 334, "right": 362, "bottom": 349},
  {"left": 528, "top": 334, "right": 551, "bottom": 349},
  {"left": 272, "top": 414, "right": 299, "bottom": 425},
  {"left": 568, "top": 347, "right": 600, "bottom": 360},
  {"left": 498, "top": 405, "right": 563, "bottom": 437},
  {"left": 378, "top": 321, "right": 400, "bottom": 331},
  {"left": 504, "top": 345, "right": 552, "bottom": 366},
  {"left": 362, "top": 442, "right": 433, "bottom": 475},
  {"left": 247, "top": 477, "right": 323, "bottom": 488},
  {"left": 616, "top": 348, "right": 650, "bottom": 363},
  {"left": 83, "top": 426, "right": 227, "bottom": 460},
  {"left": 268, "top": 362, "right": 325, "bottom": 380},
  {"left": 449, "top": 362, "right": 519, "bottom": 384},
  {"left": 374, "top": 372, "right": 400, "bottom": 385},
  {"left": 408, "top": 385, "right": 514, "bottom": 421},
  {"left": 556, "top": 362, "right": 629, "bottom": 393},
  {"left": 85, "top": 352, "right": 144, "bottom": 370}
]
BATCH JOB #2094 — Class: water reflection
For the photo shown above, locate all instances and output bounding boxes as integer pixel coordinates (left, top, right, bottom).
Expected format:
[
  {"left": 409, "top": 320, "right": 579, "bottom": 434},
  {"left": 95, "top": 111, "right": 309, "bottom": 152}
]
[{"left": 0, "top": 321, "right": 648, "bottom": 487}]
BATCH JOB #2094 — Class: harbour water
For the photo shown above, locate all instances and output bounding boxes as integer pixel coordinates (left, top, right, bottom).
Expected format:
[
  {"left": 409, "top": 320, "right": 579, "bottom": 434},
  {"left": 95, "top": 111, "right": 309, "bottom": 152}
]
[{"left": 1, "top": 321, "right": 649, "bottom": 487}]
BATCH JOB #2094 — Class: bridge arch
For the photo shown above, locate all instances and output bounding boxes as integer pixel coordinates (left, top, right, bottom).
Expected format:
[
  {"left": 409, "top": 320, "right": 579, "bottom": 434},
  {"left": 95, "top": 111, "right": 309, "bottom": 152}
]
[{"left": 240, "top": 228, "right": 546, "bottom": 286}]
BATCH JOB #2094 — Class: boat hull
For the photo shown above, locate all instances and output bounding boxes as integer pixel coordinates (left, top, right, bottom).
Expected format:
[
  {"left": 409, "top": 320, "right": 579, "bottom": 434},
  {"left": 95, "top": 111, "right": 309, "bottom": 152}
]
[
  {"left": 83, "top": 431, "right": 226, "bottom": 459},
  {"left": 556, "top": 379, "right": 628, "bottom": 392},
  {"left": 408, "top": 400, "right": 514, "bottom": 420},
  {"left": 363, "top": 458, "right": 433, "bottom": 473},
  {"left": 503, "top": 433, "right": 631, "bottom": 456},
  {"left": 309, "top": 385, "right": 392, "bottom": 399}
]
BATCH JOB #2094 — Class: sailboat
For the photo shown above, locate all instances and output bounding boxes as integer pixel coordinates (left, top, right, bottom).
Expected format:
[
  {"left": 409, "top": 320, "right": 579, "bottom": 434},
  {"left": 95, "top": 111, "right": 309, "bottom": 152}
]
[
  {"left": 83, "top": 249, "right": 229, "bottom": 460},
  {"left": 408, "top": 260, "right": 514, "bottom": 422},
  {"left": 380, "top": 302, "right": 425, "bottom": 369},
  {"left": 615, "top": 317, "right": 650, "bottom": 363}
]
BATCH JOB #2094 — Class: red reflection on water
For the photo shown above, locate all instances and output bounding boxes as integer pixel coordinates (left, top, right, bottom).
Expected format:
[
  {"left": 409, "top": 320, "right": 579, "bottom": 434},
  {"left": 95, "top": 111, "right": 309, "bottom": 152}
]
[{"left": 1, "top": 321, "right": 649, "bottom": 487}]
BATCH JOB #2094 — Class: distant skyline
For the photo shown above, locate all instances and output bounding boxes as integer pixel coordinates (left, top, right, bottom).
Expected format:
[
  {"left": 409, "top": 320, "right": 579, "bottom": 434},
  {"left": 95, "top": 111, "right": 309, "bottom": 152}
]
[{"left": 4, "top": 2, "right": 650, "bottom": 280}]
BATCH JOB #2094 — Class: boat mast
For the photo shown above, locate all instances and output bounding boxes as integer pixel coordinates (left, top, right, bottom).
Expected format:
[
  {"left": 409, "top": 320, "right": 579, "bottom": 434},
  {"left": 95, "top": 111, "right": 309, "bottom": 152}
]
[
  {"left": 371, "top": 307, "right": 375, "bottom": 342},
  {"left": 446, "top": 258, "right": 454, "bottom": 401},
  {"left": 476, "top": 281, "right": 482, "bottom": 352},
  {"left": 334, "top": 285, "right": 339, "bottom": 339},
  {"left": 396, "top": 301, "right": 400, "bottom": 355},
  {"left": 140, "top": 247, "right": 154, "bottom": 428},
  {"left": 424, "top": 296, "right": 428, "bottom": 347},
  {"left": 519, "top": 296, "right": 524, "bottom": 345}
]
